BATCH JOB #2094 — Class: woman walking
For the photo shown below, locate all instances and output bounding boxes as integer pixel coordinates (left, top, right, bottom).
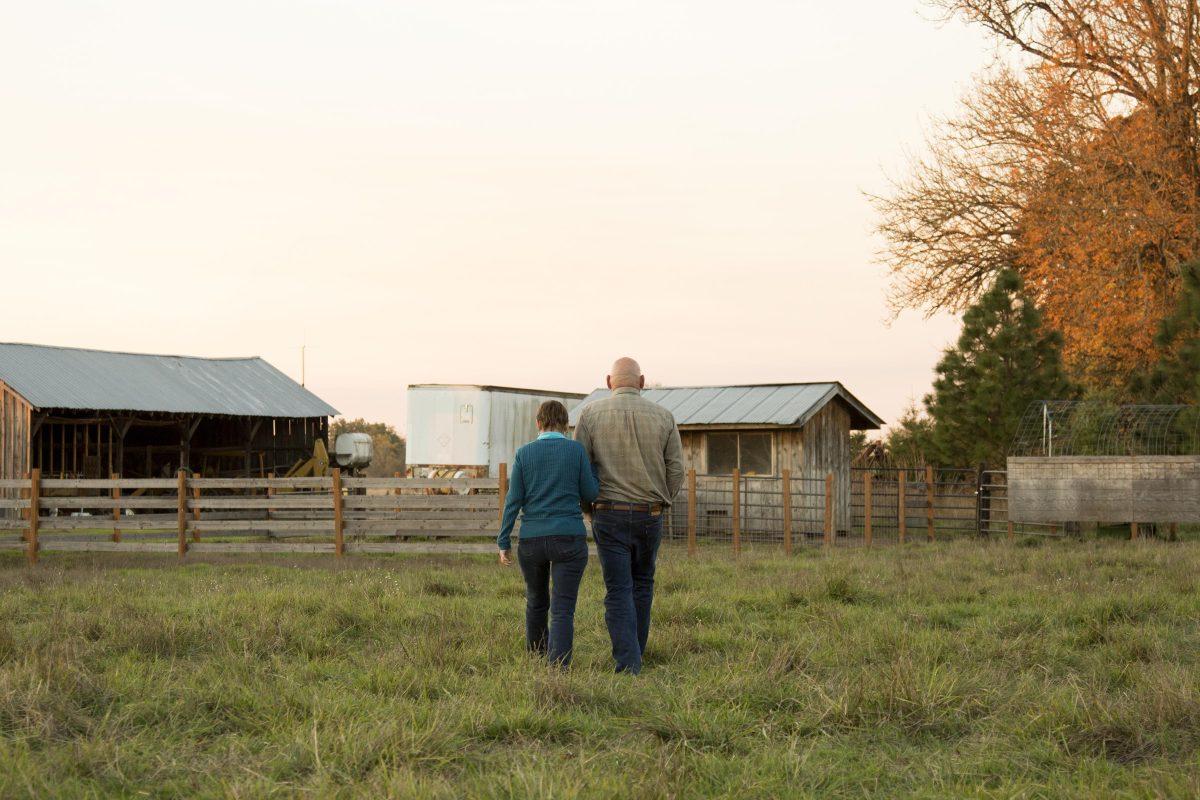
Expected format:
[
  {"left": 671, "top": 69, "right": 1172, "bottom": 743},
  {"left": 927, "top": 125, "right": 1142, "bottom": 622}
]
[{"left": 497, "top": 400, "right": 599, "bottom": 667}]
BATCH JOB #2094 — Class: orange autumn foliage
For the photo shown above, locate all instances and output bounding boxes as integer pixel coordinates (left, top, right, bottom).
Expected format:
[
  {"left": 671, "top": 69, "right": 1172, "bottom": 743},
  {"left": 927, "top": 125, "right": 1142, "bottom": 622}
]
[{"left": 875, "top": 1, "right": 1200, "bottom": 393}]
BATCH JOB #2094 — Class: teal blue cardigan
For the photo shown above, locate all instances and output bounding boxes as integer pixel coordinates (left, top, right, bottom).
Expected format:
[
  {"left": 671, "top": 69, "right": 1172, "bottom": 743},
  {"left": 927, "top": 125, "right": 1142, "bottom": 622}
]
[{"left": 497, "top": 433, "right": 599, "bottom": 551}]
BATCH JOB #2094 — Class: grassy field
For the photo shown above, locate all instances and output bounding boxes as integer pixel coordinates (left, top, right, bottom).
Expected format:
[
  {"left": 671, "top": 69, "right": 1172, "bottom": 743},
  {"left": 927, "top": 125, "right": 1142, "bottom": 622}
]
[{"left": 1, "top": 541, "right": 1198, "bottom": 799}]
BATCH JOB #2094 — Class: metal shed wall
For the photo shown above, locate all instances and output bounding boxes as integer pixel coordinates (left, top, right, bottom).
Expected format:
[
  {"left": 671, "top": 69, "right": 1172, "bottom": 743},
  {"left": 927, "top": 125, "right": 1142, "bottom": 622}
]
[{"left": 407, "top": 386, "right": 586, "bottom": 477}]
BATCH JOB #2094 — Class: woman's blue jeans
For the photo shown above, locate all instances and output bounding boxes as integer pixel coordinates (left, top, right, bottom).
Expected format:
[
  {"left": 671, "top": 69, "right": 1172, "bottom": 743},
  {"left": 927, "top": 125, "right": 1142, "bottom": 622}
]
[{"left": 517, "top": 534, "right": 589, "bottom": 667}]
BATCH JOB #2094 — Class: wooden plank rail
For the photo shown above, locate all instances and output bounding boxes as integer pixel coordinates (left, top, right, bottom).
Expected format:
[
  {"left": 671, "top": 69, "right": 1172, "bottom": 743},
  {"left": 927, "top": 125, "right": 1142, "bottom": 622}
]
[
  {"left": 41, "top": 478, "right": 176, "bottom": 490},
  {"left": 38, "top": 497, "right": 178, "bottom": 509},
  {"left": 341, "top": 495, "right": 499, "bottom": 509},
  {"left": 343, "top": 477, "right": 500, "bottom": 490},
  {"left": 190, "top": 477, "right": 331, "bottom": 489},
  {"left": 38, "top": 518, "right": 183, "bottom": 531},
  {"left": 187, "top": 497, "right": 336, "bottom": 510}
]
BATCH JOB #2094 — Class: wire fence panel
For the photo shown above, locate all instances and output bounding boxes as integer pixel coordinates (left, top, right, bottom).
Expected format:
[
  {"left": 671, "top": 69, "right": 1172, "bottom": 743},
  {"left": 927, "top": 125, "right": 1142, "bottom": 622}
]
[
  {"left": 850, "top": 467, "right": 984, "bottom": 543},
  {"left": 667, "top": 473, "right": 831, "bottom": 548}
]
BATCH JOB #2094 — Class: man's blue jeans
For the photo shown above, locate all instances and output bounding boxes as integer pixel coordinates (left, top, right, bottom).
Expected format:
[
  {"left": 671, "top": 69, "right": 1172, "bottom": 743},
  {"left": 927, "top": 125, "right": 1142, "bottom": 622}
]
[
  {"left": 592, "top": 509, "right": 663, "bottom": 674},
  {"left": 517, "top": 534, "right": 589, "bottom": 667}
]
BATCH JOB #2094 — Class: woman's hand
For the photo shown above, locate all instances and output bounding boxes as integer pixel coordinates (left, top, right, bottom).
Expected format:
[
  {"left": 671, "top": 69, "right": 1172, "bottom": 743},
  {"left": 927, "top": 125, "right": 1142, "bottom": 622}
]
[{"left": 498, "top": 549, "right": 513, "bottom": 566}]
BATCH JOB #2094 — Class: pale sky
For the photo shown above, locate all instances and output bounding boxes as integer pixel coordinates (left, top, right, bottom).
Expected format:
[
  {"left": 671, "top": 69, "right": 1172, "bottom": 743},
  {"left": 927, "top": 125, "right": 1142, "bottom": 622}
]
[{"left": 1, "top": 1, "right": 991, "bottom": 435}]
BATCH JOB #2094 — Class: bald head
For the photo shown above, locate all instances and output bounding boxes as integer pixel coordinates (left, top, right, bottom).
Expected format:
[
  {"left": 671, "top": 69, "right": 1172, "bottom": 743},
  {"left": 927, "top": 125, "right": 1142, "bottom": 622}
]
[{"left": 607, "top": 357, "right": 645, "bottom": 391}]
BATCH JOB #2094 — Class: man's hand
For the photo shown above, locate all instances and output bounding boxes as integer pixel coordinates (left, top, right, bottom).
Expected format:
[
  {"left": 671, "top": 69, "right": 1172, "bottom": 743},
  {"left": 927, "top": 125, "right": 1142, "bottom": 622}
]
[{"left": 498, "top": 549, "right": 513, "bottom": 566}]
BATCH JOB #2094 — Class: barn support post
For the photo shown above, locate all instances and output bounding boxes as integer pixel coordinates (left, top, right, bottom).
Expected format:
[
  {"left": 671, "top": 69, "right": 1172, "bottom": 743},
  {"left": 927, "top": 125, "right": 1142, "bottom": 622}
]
[
  {"left": 27, "top": 468, "right": 39, "bottom": 566},
  {"left": 823, "top": 472, "right": 833, "bottom": 548},
  {"left": 244, "top": 418, "right": 264, "bottom": 478},
  {"left": 686, "top": 469, "right": 697, "bottom": 556},
  {"left": 332, "top": 468, "right": 344, "bottom": 558},
  {"left": 898, "top": 470, "right": 907, "bottom": 544},
  {"left": 731, "top": 468, "right": 741, "bottom": 557},
  {"left": 179, "top": 421, "right": 189, "bottom": 475},
  {"left": 179, "top": 416, "right": 201, "bottom": 474},
  {"left": 111, "top": 472, "right": 121, "bottom": 542},
  {"left": 925, "top": 464, "right": 935, "bottom": 542},
  {"left": 781, "top": 469, "right": 792, "bottom": 556},
  {"left": 176, "top": 470, "right": 188, "bottom": 560},
  {"left": 863, "top": 472, "right": 873, "bottom": 547}
]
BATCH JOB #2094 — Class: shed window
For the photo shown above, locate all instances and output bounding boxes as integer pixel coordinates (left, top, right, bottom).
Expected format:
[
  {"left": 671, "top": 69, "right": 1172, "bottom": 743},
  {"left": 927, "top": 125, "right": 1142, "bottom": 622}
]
[{"left": 706, "top": 432, "right": 773, "bottom": 476}]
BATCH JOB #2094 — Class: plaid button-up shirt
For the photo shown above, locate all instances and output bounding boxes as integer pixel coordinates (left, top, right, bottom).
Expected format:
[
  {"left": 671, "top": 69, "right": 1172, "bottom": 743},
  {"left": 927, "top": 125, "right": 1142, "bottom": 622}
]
[{"left": 572, "top": 387, "right": 684, "bottom": 506}]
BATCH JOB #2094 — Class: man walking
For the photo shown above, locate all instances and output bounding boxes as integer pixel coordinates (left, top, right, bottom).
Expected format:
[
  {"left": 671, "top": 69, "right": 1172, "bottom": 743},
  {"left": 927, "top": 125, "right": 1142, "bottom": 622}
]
[{"left": 573, "top": 357, "right": 683, "bottom": 674}]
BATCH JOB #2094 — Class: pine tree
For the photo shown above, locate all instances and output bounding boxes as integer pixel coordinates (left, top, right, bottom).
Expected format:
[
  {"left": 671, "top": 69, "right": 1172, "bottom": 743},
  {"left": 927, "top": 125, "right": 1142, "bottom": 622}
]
[
  {"left": 924, "top": 269, "right": 1075, "bottom": 466},
  {"left": 1135, "top": 261, "right": 1200, "bottom": 404}
]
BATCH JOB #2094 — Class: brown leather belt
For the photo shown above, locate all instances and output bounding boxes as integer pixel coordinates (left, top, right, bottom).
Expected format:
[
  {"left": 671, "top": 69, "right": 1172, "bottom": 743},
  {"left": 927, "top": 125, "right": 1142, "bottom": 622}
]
[{"left": 593, "top": 501, "right": 663, "bottom": 515}]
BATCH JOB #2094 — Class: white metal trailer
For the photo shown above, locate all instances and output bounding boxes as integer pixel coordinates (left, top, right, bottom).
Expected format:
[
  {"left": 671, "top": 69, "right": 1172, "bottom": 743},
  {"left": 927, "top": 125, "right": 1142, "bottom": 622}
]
[{"left": 406, "top": 384, "right": 586, "bottom": 478}]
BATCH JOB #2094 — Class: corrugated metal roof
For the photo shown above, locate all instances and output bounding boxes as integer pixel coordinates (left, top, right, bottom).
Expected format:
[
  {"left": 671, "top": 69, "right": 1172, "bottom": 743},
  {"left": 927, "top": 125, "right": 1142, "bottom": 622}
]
[
  {"left": 408, "top": 384, "right": 587, "bottom": 399},
  {"left": 568, "top": 383, "right": 883, "bottom": 429},
  {"left": 0, "top": 343, "right": 338, "bottom": 417}
]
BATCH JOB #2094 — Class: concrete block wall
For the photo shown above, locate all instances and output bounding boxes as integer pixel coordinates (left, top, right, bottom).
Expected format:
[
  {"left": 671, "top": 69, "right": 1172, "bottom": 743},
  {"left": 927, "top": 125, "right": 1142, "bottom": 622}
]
[{"left": 1008, "top": 456, "right": 1200, "bottom": 524}]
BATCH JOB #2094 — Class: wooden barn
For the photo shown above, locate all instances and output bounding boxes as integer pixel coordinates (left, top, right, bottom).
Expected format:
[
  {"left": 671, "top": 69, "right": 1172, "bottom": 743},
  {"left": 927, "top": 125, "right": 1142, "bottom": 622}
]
[
  {"left": 569, "top": 383, "right": 883, "bottom": 534},
  {"left": 0, "top": 342, "right": 338, "bottom": 483}
]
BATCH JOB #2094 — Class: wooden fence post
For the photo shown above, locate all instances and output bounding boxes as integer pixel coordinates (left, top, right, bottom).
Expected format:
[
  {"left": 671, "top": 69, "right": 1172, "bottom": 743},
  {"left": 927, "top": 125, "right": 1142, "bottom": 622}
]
[
  {"left": 731, "top": 469, "right": 741, "bottom": 556},
  {"left": 898, "top": 469, "right": 907, "bottom": 544},
  {"left": 1130, "top": 521, "right": 1138, "bottom": 541},
  {"left": 393, "top": 471, "right": 402, "bottom": 540},
  {"left": 332, "top": 468, "right": 344, "bottom": 558},
  {"left": 497, "top": 463, "right": 508, "bottom": 531},
  {"left": 192, "top": 471, "right": 201, "bottom": 541},
  {"left": 926, "top": 464, "right": 935, "bottom": 542},
  {"left": 176, "top": 469, "right": 188, "bottom": 560},
  {"left": 20, "top": 471, "right": 29, "bottom": 542},
  {"left": 1008, "top": 519, "right": 1014, "bottom": 541},
  {"left": 266, "top": 472, "right": 274, "bottom": 538},
  {"left": 823, "top": 472, "right": 833, "bottom": 547},
  {"left": 863, "top": 471, "right": 873, "bottom": 547},
  {"left": 687, "top": 468, "right": 697, "bottom": 556},
  {"left": 27, "top": 468, "right": 39, "bottom": 566},
  {"left": 781, "top": 469, "right": 793, "bottom": 556},
  {"left": 111, "top": 472, "right": 121, "bottom": 542}
]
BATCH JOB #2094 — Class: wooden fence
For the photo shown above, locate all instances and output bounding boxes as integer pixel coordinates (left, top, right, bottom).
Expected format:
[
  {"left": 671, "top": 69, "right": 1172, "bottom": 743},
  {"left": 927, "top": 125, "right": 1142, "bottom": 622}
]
[
  {"left": 0, "top": 468, "right": 507, "bottom": 564},
  {"left": 667, "top": 466, "right": 1060, "bottom": 548},
  {"left": 1, "top": 464, "right": 1077, "bottom": 566}
]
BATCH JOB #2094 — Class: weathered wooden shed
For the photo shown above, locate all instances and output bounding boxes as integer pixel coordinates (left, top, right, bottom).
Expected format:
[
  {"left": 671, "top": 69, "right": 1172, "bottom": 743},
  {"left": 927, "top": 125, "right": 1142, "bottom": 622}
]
[
  {"left": 0, "top": 342, "right": 339, "bottom": 483},
  {"left": 569, "top": 383, "right": 883, "bottom": 534}
]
